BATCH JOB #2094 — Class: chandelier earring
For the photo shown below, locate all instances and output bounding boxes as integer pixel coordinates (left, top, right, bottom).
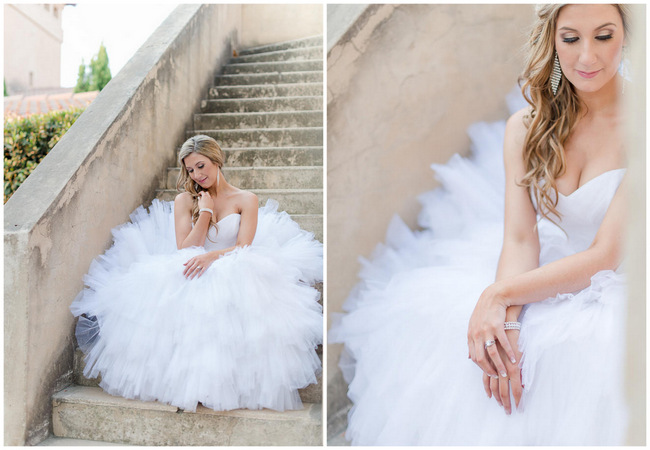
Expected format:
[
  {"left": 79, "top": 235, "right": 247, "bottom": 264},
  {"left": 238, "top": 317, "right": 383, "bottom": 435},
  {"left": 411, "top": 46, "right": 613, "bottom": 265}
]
[{"left": 550, "top": 51, "right": 562, "bottom": 96}]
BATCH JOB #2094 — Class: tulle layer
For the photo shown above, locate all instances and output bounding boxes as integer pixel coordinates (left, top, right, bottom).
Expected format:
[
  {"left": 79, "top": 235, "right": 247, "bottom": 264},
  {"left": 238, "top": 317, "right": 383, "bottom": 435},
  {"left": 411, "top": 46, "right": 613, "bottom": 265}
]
[
  {"left": 329, "top": 111, "right": 628, "bottom": 444},
  {"left": 71, "top": 199, "right": 323, "bottom": 412}
]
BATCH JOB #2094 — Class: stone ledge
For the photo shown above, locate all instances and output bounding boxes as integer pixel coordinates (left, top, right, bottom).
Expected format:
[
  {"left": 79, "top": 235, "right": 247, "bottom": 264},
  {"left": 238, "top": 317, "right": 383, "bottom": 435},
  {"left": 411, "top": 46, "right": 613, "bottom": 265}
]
[{"left": 53, "top": 386, "right": 322, "bottom": 446}]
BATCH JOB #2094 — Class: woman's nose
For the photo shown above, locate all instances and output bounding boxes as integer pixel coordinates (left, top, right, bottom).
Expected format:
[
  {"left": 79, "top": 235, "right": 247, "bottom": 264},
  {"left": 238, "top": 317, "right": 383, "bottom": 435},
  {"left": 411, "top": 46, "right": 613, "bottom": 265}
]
[{"left": 578, "top": 42, "right": 598, "bottom": 67}]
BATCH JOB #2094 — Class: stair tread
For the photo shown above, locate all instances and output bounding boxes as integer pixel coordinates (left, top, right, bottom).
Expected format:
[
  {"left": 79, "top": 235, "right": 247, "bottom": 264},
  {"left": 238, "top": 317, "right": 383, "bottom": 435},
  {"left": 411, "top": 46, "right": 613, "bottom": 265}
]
[
  {"left": 54, "top": 386, "right": 320, "bottom": 420},
  {"left": 196, "top": 110, "right": 323, "bottom": 117},
  {"left": 213, "top": 81, "right": 322, "bottom": 89},
  {"left": 206, "top": 95, "right": 321, "bottom": 102},
  {"left": 239, "top": 35, "right": 322, "bottom": 55},
  {"left": 217, "top": 70, "right": 322, "bottom": 78},
  {"left": 191, "top": 126, "right": 323, "bottom": 132}
]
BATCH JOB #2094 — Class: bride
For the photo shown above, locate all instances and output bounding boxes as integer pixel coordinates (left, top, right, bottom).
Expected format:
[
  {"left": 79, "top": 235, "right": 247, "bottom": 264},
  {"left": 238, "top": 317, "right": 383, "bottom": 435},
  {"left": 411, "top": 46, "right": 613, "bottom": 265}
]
[
  {"left": 330, "top": 4, "right": 630, "bottom": 445},
  {"left": 71, "top": 134, "right": 323, "bottom": 412}
]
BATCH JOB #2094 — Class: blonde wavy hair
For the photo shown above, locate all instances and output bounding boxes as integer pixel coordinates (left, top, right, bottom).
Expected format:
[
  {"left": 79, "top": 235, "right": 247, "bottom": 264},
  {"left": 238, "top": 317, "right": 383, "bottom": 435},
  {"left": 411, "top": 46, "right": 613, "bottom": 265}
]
[
  {"left": 176, "top": 134, "right": 225, "bottom": 235},
  {"left": 519, "top": 4, "right": 628, "bottom": 222}
]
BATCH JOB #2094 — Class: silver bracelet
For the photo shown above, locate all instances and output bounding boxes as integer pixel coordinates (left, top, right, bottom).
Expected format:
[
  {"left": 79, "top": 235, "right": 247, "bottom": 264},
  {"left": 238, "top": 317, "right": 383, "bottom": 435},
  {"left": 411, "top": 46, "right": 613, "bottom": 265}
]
[
  {"left": 504, "top": 321, "right": 521, "bottom": 331},
  {"left": 198, "top": 208, "right": 213, "bottom": 216}
]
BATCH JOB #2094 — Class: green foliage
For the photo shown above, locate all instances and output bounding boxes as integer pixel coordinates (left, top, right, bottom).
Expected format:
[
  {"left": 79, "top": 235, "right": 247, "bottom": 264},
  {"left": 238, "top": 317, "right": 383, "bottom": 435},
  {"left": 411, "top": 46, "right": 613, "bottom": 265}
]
[
  {"left": 90, "top": 43, "right": 112, "bottom": 91},
  {"left": 74, "top": 43, "right": 112, "bottom": 93},
  {"left": 4, "top": 79, "right": 7, "bottom": 97},
  {"left": 74, "top": 59, "right": 90, "bottom": 93},
  {"left": 4, "top": 108, "right": 85, "bottom": 203}
]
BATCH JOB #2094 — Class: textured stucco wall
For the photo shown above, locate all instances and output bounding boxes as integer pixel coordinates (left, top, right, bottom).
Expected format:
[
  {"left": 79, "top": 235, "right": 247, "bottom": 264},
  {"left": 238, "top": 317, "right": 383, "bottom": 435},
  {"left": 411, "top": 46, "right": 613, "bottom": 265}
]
[
  {"left": 4, "top": 5, "right": 241, "bottom": 445},
  {"left": 240, "top": 4, "right": 322, "bottom": 48},
  {"left": 4, "top": 4, "right": 64, "bottom": 93},
  {"left": 326, "top": 2, "right": 536, "bottom": 424},
  {"left": 623, "top": 5, "right": 646, "bottom": 445}
]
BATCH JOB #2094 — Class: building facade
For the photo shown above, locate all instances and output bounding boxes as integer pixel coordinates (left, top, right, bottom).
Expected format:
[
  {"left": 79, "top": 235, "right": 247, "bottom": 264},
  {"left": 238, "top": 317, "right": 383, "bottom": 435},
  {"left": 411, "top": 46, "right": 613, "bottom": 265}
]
[{"left": 4, "top": 4, "right": 65, "bottom": 95}]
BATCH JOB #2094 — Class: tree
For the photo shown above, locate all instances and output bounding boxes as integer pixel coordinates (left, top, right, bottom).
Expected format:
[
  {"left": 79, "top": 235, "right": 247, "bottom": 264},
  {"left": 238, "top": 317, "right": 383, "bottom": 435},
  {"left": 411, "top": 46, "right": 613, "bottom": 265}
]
[
  {"left": 89, "top": 43, "right": 112, "bottom": 91},
  {"left": 73, "top": 43, "right": 112, "bottom": 93},
  {"left": 74, "top": 59, "right": 90, "bottom": 93}
]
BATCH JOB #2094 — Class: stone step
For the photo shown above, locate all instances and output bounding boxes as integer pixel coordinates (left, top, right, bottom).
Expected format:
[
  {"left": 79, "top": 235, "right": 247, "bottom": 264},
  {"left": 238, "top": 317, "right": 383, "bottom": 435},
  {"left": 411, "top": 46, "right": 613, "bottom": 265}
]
[
  {"left": 52, "top": 386, "right": 322, "bottom": 446},
  {"left": 38, "top": 436, "right": 125, "bottom": 446},
  {"left": 230, "top": 46, "right": 322, "bottom": 64},
  {"left": 167, "top": 166, "right": 323, "bottom": 190},
  {"left": 202, "top": 96, "right": 322, "bottom": 113},
  {"left": 209, "top": 83, "right": 322, "bottom": 99},
  {"left": 218, "top": 146, "right": 322, "bottom": 167},
  {"left": 187, "top": 127, "right": 323, "bottom": 148},
  {"left": 73, "top": 347, "right": 322, "bottom": 404},
  {"left": 239, "top": 36, "right": 323, "bottom": 56},
  {"left": 215, "top": 71, "right": 322, "bottom": 86},
  {"left": 194, "top": 110, "right": 322, "bottom": 130},
  {"left": 156, "top": 188, "right": 323, "bottom": 215},
  {"left": 222, "top": 60, "right": 322, "bottom": 74}
]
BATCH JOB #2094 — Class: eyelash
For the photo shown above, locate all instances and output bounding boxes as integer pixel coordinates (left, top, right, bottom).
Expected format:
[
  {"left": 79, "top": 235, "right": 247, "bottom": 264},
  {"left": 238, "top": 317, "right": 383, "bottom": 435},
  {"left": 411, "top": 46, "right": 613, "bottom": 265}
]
[
  {"left": 562, "top": 35, "right": 613, "bottom": 44},
  {"left": 187, "top": 164, "right": 204, "bottom": 173}
]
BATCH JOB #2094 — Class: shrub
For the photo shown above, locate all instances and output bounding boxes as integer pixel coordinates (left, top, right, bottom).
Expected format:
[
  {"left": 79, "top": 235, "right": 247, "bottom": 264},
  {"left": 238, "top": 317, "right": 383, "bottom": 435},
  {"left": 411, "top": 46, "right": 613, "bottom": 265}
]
[{"left": 4, "top": 107, "right": 85, "bottom": 203}]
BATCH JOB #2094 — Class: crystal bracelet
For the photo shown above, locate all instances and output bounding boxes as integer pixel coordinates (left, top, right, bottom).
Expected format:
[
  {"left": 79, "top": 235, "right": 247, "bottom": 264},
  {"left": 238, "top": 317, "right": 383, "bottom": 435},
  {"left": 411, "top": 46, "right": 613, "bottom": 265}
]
[
  {"left": 199, "top": 208, "right": 214, "bottom": 216},
  {"left": 504, "top": 321, "right": 521, "bottom": 331}
]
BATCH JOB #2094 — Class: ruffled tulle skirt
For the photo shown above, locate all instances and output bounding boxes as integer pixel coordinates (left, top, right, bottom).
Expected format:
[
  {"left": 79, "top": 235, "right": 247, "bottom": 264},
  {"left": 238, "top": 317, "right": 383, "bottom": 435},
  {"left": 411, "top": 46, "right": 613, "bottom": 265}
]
[
  {"left": 329, "top": 117, "right": 628, "bottom": 445},
  {"left": 71, "top": 200, "right": 323, "bottom": 412}
]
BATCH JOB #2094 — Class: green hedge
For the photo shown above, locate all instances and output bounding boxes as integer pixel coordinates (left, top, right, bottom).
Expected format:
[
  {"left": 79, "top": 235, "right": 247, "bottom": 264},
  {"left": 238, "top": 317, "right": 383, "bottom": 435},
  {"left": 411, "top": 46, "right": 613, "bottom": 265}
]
[{"left": 4, "top": 108, "right": 85, "bottom": 203}]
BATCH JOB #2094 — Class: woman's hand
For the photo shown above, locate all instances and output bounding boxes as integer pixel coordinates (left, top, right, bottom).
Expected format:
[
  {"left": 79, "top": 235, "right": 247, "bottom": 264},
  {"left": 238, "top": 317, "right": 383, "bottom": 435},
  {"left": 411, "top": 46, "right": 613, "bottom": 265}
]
[
  {"left": 468, "top": 283, "right": 516, "bottom": 379},
  {"left": 197, "top": 191, "right": 213, "bottom": 211},
  {"left": 183, "top": 251, "right": 218, "bottom": 279},
  {"left": 482, "top": 329, "right": 523, "bottom": 414}
]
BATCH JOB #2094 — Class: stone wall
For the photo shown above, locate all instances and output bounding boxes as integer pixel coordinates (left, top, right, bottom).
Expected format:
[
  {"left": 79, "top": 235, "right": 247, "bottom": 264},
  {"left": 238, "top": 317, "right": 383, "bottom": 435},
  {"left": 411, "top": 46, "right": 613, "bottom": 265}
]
[
  {"left": 240, "top": 4, "right": 322, "bottom": 48},
  {"left": 327, "top": 4, "right": 536, "bottom": 422},
  {"left": 4, "top": 5, "right": 241, "bottom": 445}
]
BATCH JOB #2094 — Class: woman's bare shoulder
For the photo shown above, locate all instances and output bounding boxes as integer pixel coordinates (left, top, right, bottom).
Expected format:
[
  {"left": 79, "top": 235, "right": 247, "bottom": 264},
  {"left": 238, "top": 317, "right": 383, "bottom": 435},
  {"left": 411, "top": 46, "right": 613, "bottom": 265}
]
[
  {"left": 504, "top": 106, "right": 532, "bottom": 160},
  {"left": 174, "top": 192, "right": 193, "bottom": 210},
  {"left": 235, "top": 189, "right": 258, "bottom": 207}
]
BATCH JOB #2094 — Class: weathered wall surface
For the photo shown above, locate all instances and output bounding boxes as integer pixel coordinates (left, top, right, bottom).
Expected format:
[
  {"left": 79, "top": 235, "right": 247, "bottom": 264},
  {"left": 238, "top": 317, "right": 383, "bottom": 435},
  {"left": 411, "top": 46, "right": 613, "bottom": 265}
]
[
  {"left": 4, "top": 5, "right": 241, "bottom": 445},
  {"left": 326, "top": 2, "right": 536, "bottom": 423},
  {"left": 240, "top": 4, "right": 322, "bottom": 48},
  {"left": 624, "top": 5, "right": 646, "bottom": 445}
]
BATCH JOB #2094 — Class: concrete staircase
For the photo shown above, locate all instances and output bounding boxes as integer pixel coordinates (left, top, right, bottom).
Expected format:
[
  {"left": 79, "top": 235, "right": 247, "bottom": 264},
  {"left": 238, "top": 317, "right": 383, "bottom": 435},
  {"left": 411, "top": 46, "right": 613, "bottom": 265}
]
[{"left": 50, "top": 36, "right": 323, "bottom": 446}]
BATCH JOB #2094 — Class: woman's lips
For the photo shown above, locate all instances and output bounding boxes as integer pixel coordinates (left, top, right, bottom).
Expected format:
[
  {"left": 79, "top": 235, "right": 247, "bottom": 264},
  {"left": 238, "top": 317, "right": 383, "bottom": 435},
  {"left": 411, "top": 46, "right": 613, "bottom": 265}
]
[
  {"left": 198, "top": 177, "right": 208, "bottom": 184},
  {"left": 576, "top": 69, "right": 600, "bottom": 79}
]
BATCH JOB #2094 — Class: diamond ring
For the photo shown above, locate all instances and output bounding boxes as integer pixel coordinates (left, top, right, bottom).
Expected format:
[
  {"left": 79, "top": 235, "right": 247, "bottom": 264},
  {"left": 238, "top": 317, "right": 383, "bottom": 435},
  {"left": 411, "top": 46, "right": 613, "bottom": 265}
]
[{"left": 484, "top": 339, "right": 496, "bottom": 349}]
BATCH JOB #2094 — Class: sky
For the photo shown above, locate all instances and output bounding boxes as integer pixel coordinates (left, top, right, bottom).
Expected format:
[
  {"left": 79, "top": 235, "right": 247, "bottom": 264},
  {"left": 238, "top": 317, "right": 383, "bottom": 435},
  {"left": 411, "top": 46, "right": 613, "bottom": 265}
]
[{"left": 60, "top": 3, "right": 178, "bottom": 88}]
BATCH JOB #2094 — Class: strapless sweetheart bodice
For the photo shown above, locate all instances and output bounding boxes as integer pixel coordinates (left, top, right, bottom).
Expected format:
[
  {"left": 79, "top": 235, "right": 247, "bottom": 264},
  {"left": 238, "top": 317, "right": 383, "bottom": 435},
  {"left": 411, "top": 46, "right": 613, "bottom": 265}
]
[
  {"left": 204, "top": 213, "right": 241, "bottom": 251},
  {"left": 536, "top": 168, "right": 626, "bottom": 266}
]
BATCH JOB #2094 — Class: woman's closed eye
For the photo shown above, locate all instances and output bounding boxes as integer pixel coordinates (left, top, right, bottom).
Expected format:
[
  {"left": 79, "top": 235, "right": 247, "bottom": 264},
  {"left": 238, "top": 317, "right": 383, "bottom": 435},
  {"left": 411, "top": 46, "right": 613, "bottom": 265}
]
[
  {"left": 187, "top": 164, "right": 204, "bottom": 173},
  {"left": 562, "top": 34, "right": 614, "bottom": 44}
]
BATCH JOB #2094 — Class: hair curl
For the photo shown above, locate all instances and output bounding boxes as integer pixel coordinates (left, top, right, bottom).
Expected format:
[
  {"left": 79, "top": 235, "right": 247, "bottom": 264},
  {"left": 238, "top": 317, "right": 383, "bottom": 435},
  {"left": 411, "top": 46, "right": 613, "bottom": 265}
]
[
  {"left": 176, "top": 134, "right": 225, "bottom": 237},
  {"left": 519, "top": 4, "right": 628, "bottom": 223}
]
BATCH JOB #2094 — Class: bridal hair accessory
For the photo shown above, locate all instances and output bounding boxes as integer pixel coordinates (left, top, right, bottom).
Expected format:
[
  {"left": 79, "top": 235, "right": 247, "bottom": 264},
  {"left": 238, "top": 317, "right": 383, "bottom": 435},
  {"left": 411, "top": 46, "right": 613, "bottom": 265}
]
[
  {"left": 550, "top": 51, "right": 562, "bottom": 95},
  {"left": 484, "top": 339, "right": 496, "bottom": 349},
  {"left": 199, "top": 208, "right": 214, "bottom": 216},
  {"left": 504, "top": 321, "right": 521, "bottom": 331}
]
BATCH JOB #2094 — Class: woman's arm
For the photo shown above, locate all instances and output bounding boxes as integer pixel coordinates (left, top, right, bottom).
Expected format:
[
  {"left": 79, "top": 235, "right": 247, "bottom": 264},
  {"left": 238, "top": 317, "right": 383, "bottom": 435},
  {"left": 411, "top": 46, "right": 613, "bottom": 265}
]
[
  {"left": 477, "top": 110, "right": 541, "bottom": 411},
  {"left": 491, "top": 177, "right": 626, "bottom": 306},
  {"left": 469, "top": 110, "right": 540, "bottom": 375},
  {"left": 174, "top": 192, "right": 213, "bottom": 249},
  {"left": 182, "top": 192, "right": 259, "bottom": 279},
  {"left": 470, "top": 166, "right": 627, "bottom": 388}
]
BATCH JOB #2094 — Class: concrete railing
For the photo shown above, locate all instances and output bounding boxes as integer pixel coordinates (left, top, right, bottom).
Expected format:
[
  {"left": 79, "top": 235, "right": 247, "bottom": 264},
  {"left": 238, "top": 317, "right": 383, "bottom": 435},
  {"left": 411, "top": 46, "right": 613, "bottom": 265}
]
[{"left": 4, "top": 4, "right": 242, "bottom": 445}]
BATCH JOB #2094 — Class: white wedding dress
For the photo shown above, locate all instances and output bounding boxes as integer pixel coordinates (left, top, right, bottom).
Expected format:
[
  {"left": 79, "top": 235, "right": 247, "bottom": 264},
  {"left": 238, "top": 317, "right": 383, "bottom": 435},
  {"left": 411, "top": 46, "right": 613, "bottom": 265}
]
[
  {"left": 71, "top": 199, "right": 323, "bottom": 412},
  {"left": 329, "top": 98, "right": 628, "bottom": 445}
]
